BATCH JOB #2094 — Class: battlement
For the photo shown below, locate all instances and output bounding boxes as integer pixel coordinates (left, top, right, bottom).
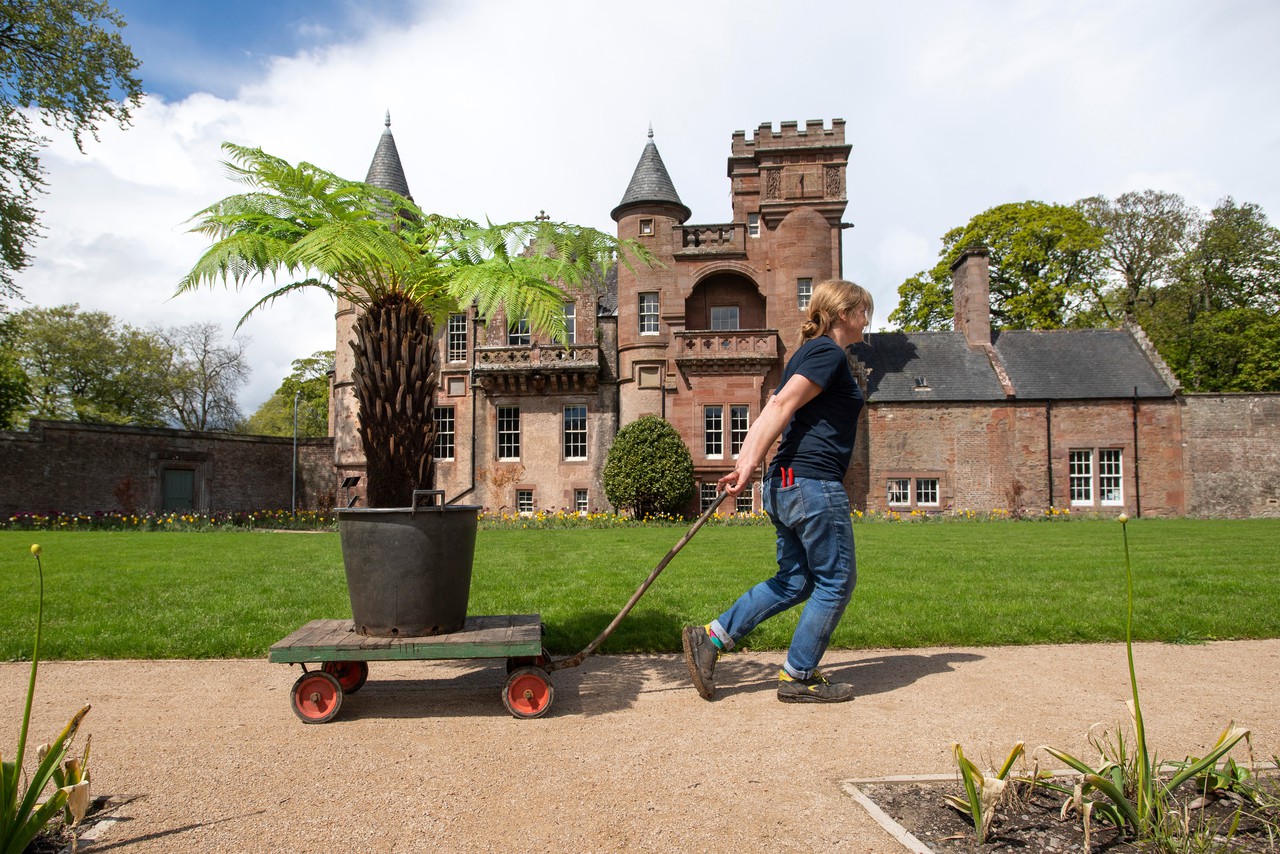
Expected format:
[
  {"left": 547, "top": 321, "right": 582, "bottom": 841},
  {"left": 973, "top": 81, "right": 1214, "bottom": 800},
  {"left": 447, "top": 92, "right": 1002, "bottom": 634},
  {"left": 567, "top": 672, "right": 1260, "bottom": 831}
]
[{"left": 731, "top": 118, "right": 846, "bottom": 155}]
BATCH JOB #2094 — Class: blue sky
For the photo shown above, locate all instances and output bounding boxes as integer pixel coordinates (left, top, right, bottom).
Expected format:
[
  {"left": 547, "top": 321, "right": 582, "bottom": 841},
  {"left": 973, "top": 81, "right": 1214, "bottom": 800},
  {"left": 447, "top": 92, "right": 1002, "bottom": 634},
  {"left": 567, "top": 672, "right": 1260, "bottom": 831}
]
[
  {"left": 21, "top": 0, "right": 1280, "bottom": 412},
  {"left": 110, "top": 1, "right": 419, "bottom": 101}
]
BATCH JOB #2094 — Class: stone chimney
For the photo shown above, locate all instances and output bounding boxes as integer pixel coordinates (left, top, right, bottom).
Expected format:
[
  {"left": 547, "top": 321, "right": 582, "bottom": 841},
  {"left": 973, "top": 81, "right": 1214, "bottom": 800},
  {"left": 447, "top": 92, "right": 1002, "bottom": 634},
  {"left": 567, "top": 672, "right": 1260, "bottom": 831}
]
[{"left": 951, "top": 245, "right": 991, "bottom": 347}]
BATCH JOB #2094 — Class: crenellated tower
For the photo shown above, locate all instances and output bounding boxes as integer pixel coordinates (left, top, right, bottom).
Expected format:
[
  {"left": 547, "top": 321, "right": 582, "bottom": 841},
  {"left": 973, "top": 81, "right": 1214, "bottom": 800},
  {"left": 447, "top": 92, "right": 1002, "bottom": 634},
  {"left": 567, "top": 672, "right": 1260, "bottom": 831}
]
[
  {"left": 613, "top": 119, "right": 851, "bottom": 512},
  {"left": 728, "top": 118, "right": 850, "bottom": 232}
]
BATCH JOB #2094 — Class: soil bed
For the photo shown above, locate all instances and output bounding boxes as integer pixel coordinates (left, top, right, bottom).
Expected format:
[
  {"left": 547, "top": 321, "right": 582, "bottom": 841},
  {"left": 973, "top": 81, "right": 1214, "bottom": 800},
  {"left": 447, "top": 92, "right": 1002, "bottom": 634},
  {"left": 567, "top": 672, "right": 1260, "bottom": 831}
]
[{"left": 858, "top": 776, "right": 1280, "bottom": 853}]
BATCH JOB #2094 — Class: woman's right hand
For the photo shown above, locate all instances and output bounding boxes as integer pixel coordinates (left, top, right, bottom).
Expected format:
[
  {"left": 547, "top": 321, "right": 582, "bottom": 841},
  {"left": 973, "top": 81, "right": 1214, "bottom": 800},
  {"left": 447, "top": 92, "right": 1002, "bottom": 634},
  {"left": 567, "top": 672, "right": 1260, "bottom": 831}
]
[{"left": 718, "top": 464, "right": 751, "bottom": 497}]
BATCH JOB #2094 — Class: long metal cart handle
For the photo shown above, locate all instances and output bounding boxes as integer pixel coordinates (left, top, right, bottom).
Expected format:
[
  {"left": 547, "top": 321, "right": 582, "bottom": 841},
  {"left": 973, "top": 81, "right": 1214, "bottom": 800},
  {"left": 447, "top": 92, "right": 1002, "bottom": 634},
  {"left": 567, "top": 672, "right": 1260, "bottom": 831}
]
[{"left": 547, "top": 489, "right": 731, "bottom": 673}]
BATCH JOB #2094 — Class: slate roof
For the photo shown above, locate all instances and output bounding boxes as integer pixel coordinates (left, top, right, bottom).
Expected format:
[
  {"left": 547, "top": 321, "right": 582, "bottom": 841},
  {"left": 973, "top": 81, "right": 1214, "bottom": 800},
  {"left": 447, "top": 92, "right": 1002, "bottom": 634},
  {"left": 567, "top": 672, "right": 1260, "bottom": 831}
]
[
  {"left": 364, "top": 111, "right": 412, "bottom": 199},
  {"left": 854, "top": 328, "right": 1177, "bottom": 403},
  {"left": 610, "top": 129, "right": 691, "bottom": 222},
  {"left": 993, "top": 329, "right": 1175, "bottom": 399},
  {"left": 854, "top": 332, "right": 1008, "bottom": 401},
  {"left": 597, "top": 264, "right": 618, "bottom": 317}
]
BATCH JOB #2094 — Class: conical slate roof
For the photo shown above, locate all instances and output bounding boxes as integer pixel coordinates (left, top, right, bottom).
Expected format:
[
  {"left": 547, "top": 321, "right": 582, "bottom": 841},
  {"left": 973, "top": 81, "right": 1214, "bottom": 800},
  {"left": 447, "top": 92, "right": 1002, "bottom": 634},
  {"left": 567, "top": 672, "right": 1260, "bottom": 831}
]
[
  {"left": 364, "top": 111, "right": 412, "bottom": 200},
  {"left": 610, "top": 128, "right": 690, "bottom": 222}
]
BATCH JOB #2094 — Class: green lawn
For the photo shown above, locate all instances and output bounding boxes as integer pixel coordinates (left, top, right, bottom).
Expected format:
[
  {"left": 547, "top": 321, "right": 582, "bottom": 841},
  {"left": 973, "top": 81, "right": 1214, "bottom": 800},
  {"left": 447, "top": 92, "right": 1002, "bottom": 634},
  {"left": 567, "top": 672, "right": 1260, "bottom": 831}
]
[{"left": 3, "top": 518, "right": 1278, "bottom": 660}]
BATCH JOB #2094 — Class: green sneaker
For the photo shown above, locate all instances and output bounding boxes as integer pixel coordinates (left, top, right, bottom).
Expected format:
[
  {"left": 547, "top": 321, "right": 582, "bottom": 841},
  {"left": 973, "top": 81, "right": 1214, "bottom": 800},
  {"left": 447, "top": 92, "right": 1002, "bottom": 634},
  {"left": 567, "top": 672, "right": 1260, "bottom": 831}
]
[
  {"left": 682, "top": 625, "right": 718, "bottom": 700},
  {"left": 776, "top": 669, "right": 854, "bottom": 704}
]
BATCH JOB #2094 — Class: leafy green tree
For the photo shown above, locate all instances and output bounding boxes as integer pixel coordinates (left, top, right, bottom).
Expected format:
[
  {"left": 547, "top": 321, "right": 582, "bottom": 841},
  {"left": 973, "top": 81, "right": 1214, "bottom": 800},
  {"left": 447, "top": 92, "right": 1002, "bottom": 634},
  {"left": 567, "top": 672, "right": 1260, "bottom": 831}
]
[
  {"left": 179, "top": 143, "right": 653, "bottom": 507},
  {"left": 0, "top": 105, "right": 40, "bottom": 301},
  {"left": 891, "top": 201, "right": 1106, "bottom": 331},
  {"left": 245, "top": 350, "right": 333, "bottom": 437},
  {"left": 0, "top": 0, "right": 143, "bottom": 299},
  {"left": 602, "top": 414, "right": 695, "bottom": 518},
  {"left": 10, "top": 305, "right": 252, "bottom": 427},
  {"left": 891, "top": 191, "right": 1280, "bottom": 392},
  {"left": 1177, "top": 197, "right": 1280, "bottom": 315},
  {"left": 1140, "top": 198, "right": 1280, "bottom": 391},
  {"left": 1075, "top": 190, "right": 1202, "bottom": 322},
  {"left": 0, "top": 314, "right": 28, "bottom": 427},
  {"left": 1228, "top": 313, "right": 1280, "bottom": 392},
  {"left": 13, "top": 303, "right": 171, "bottom": 425},
  {"left": 1184, "top": 309, "right": 1280, "bottom": 392}
]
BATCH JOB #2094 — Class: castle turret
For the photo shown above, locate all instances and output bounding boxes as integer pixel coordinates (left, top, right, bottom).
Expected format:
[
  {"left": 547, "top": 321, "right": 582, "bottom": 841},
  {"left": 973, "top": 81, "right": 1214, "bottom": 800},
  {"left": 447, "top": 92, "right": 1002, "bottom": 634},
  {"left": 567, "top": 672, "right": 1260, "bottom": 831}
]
[
  {"left": 364, "top": 111, "right": 412, "bottom": 200},
  {"left": 610, "top": 129, "right": 690, "bottom": 431},
  {"left": 332, "top": 112, "right": 415, "bottom": 503},
  {"left": 611, "top": 128, "right": 691, "bottom": 223}
]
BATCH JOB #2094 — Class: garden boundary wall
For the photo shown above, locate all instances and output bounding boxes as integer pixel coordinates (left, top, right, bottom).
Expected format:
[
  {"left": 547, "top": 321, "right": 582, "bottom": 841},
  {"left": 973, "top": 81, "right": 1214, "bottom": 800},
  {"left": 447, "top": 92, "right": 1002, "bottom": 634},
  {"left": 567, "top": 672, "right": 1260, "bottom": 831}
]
[
  {"left": 0, "top": 420, "right": 336, "bottom": 516},
  {"left": 1, "top": 393, "right": 1277, "bottom": 518},
  {"left": 1181, "top": 393, "right": 1280, "bottom": 519}
]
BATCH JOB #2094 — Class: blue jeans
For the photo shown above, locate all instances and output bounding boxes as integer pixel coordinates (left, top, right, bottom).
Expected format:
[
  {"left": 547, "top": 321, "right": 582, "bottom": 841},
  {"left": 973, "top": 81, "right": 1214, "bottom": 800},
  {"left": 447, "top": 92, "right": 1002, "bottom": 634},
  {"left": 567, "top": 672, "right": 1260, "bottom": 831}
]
[{"left": 711, "top": 477, "right": 856, "bottom": 679}]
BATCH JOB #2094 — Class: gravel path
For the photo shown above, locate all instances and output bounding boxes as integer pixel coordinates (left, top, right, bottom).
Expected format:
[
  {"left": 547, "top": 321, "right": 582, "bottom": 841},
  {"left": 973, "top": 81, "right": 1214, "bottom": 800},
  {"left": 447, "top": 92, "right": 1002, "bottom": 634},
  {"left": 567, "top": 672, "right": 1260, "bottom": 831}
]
[{"left": 4, "top": 639, "right": 1279, "bottom": 852}]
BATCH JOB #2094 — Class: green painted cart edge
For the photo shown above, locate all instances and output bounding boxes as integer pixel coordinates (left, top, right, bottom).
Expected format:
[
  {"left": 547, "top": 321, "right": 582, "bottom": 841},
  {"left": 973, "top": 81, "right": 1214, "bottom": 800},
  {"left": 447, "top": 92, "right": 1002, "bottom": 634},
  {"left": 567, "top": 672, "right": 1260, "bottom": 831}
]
[{"left": 268, "top": 615, "right": 545, "bottom": 664}]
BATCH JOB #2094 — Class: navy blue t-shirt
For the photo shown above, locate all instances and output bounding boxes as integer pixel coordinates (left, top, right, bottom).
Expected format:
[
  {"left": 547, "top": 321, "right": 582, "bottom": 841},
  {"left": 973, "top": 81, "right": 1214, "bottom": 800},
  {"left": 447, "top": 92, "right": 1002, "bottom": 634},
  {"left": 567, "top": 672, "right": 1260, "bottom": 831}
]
[{"left": 766, "top": 335, "right": 863, "bottom": 483}]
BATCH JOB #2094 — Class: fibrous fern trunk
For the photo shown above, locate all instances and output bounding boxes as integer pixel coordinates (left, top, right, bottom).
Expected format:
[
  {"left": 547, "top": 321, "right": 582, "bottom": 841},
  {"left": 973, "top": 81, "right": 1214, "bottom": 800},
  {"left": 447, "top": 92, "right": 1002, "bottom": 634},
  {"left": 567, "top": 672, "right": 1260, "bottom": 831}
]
[{"left": 351, "top": 295, "right": 438, "bottom": 508}]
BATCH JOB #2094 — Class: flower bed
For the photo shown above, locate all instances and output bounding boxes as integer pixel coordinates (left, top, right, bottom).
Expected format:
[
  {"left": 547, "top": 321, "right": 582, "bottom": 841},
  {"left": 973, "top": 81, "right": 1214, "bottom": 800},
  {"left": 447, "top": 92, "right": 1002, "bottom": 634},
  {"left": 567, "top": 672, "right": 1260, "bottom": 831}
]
[{"left": 0, "top": 506, "right": 1085, "bottom": 532}]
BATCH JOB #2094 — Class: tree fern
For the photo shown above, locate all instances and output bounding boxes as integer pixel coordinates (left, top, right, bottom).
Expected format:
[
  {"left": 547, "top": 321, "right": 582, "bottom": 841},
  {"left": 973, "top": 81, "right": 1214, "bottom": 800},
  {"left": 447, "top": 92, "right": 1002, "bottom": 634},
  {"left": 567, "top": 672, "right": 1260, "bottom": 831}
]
[{"left": 179, "top": 142, "right": 655, "bottom": 505}]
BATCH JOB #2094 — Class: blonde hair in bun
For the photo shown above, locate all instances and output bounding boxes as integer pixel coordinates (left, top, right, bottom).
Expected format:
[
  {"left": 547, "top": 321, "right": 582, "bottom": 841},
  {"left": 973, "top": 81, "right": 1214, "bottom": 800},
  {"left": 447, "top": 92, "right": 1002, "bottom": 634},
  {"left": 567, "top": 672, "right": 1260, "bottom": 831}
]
[{"left": 801, "top": 279, "right": 873, "bottom": 340}]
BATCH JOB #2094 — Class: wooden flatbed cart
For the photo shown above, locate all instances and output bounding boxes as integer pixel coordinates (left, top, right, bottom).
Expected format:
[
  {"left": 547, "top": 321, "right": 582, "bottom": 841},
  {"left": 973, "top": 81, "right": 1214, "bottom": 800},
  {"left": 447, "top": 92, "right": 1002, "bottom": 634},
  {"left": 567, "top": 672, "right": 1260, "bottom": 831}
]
[
  {"left": 269, "top": 614, "right": 554, "bottom": 721},
  {"left": 270, "top": 492, "right": 728, "bottom": 722}
]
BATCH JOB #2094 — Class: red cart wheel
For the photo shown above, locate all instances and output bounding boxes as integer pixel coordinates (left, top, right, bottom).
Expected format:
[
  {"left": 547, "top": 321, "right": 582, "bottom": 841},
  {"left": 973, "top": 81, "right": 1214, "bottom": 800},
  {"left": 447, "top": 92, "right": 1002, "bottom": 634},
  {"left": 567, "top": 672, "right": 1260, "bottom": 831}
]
[
  {"left": 503, "top": 667, "right": 554, "bottom": 719},
  {"left": 291, "top": 671, "right": 343, "bottom": 723},
  {"left": 322, "top": 660, "right": 369, "bottom": 693}
]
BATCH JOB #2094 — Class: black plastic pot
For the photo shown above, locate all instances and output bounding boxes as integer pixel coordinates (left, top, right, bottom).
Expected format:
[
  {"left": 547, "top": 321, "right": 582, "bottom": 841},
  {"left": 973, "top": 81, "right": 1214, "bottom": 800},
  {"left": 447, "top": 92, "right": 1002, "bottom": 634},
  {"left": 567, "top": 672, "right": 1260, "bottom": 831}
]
[{"left": 337, "top": 490, "right": 480, "bottom": 637}]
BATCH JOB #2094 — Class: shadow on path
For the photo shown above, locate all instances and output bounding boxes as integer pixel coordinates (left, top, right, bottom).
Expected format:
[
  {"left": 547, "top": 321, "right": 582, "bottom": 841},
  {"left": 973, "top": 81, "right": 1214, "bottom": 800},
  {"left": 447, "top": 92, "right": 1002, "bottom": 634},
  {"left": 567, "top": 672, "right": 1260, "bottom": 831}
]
[
  {"left": 713, "top": 651, "right": 985, "bottom": 699},
  {"left": 88, "top": 803, "right": 268, "bottom": 852}
]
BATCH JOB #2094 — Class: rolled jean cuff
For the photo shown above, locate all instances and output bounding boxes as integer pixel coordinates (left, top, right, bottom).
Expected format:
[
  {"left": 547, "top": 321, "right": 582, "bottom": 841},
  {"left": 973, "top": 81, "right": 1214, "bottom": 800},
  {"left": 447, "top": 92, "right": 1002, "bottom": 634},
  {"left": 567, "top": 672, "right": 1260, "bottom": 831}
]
[
  {"left": 708, "top": 619, "right": 735, "bottom": 651},
  {"left": 782, "top": 660, "right": 810, "bottom": 681}
]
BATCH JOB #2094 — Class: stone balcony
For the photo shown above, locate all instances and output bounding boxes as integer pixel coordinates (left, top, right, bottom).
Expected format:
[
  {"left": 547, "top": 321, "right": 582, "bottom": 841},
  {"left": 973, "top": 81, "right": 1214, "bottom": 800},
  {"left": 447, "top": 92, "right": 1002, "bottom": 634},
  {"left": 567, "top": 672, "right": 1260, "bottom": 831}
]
[
  {"left": 673, "top": 222, "right": 746, "bottom": 258},
  {"left": 674, "top": 330, "right": 779, "bottom": 374},
  {"left": 471, "top": 344, "right": 601, "bottom": 394}
]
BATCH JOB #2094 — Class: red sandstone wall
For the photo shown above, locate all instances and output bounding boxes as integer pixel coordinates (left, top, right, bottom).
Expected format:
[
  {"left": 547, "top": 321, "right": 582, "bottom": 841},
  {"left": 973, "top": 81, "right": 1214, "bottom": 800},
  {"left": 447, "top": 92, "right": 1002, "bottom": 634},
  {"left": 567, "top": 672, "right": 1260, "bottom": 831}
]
[{"left": 860, "top": 398, "right": 1185, "bottom": 517}]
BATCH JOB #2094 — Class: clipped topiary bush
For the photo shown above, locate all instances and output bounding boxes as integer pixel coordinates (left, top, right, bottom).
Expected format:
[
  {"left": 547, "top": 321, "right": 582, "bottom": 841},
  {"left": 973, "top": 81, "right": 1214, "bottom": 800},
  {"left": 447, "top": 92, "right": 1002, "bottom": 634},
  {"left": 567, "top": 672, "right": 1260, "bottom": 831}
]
[{"left": 602, "top": 414, "right": 695, "bottom": 518}]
